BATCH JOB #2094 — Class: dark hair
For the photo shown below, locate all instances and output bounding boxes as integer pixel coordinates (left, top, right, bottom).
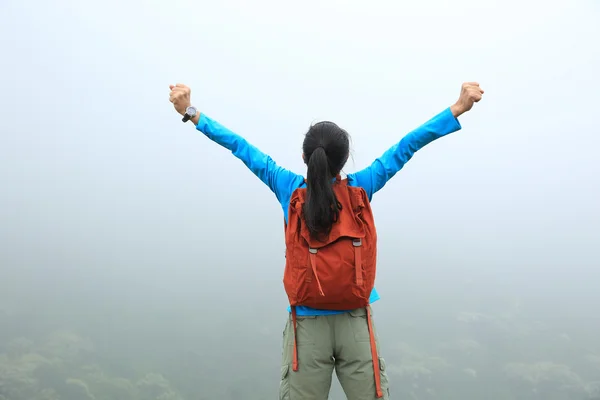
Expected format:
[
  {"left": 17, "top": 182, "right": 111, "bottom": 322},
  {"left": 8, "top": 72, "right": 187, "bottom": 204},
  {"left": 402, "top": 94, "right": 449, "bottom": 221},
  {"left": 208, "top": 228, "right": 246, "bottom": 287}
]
[{"left": 302, "top": 121, "right": 350, "bottom": 240}]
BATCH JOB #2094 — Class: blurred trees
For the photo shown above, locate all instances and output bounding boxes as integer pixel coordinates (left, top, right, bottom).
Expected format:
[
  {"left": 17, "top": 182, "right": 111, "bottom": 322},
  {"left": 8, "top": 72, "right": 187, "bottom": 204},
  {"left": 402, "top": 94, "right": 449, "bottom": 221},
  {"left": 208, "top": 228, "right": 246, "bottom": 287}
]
[
  {"left": 1, "top": 303, "right": 599, "bottom": 400},
  {"left": 0, "top": 332, "right": 184, "bottom": 400}
]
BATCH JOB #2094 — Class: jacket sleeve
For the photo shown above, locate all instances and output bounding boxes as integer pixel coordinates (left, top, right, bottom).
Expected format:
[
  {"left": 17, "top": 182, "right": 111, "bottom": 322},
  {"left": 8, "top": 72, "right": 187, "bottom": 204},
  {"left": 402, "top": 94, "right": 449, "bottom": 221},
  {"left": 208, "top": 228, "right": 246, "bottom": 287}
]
[
  {"left": 347, "top": 107, "right": 462, "bottom": 201},
  {"left": 196, "top": 114, "right": 304, "bottom": 204}
]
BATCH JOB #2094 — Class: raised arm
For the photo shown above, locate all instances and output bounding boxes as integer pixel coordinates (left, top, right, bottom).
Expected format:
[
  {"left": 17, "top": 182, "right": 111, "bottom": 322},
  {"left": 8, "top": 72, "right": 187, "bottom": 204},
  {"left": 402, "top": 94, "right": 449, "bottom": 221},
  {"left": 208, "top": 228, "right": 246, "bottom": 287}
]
[
  {"left": 195, "top": 114, "right": 304, "bottom": 202},
  {"left": 168, "top": 84, "right": 303, "bottom": 204},
  {"left": 348, "top": 82, "right": 484, "bottom": 200}
]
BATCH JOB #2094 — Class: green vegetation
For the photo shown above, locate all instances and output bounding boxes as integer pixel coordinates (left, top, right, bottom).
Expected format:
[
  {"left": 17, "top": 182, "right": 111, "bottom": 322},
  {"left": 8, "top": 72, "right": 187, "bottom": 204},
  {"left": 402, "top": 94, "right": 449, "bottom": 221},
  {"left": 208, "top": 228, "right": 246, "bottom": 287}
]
[
  {"left": 0, "top": 331, "right": 183, "bottom": 400},
  {"left": 2, "top": 298, "right": 599, "bottom": 400}
]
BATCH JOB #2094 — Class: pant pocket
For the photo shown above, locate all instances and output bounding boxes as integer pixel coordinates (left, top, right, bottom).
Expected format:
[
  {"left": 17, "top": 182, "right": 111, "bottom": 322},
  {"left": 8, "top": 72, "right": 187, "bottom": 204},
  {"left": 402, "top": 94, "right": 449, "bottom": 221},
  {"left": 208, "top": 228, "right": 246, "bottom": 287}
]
[
  {"left": 348, "top": 308, "right": 373, "bottom": 342},
  {"left": 287, "top": 314, "right": 317, "bottom": 346},
  {"left": 378, "top": 357, "right": 390, "bottom": 399},
  {"left": 279, "top": 364, "right": 290, "bottom": 400}
]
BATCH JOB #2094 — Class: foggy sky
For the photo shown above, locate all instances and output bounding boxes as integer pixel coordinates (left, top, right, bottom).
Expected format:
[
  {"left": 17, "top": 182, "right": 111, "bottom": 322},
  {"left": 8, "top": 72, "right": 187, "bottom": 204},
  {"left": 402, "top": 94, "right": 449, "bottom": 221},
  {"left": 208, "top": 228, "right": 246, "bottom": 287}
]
[{"left": 1, "top": 0, "right": 599, "bottom": 329}]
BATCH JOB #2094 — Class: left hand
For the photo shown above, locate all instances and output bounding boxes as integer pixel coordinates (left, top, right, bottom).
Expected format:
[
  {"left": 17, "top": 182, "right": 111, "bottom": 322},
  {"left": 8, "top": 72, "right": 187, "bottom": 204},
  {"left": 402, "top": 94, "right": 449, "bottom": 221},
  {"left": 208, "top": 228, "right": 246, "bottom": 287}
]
[
  {"left": 169, "top": 83, "right": 192, "bottom": 116},
  {"left": 451, "top": 82, "right": 484, "bottom": 117}
]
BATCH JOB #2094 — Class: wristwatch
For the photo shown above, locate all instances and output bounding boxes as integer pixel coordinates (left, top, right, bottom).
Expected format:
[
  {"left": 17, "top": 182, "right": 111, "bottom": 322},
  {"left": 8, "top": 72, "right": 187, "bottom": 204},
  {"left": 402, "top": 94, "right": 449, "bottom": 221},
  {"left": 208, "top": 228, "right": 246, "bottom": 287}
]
[{"left": 182, "top": 106, "right": 198, "bottom": 123}]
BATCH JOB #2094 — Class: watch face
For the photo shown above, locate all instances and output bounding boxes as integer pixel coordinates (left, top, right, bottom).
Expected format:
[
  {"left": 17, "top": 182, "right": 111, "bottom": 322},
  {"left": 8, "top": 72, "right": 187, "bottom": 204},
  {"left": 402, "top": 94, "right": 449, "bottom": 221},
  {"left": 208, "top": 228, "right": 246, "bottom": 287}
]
[{"left": 186, "top": 106, "right": 197, "bottom": 116}]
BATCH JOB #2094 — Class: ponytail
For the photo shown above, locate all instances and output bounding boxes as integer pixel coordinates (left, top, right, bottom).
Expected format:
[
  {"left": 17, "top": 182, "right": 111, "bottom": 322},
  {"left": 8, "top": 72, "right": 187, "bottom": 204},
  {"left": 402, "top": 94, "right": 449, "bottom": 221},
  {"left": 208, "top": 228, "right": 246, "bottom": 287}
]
[{"left": 303, "top": 147, "right": 341, "bottom": 240}]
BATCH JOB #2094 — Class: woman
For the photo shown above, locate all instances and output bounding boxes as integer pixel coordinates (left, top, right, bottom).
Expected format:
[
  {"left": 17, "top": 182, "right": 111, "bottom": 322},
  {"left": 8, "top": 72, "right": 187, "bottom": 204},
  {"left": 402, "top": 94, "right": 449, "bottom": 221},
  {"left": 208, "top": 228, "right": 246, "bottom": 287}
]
[{"left": 168, "top": 82, "right": 484, "bottom": 400}]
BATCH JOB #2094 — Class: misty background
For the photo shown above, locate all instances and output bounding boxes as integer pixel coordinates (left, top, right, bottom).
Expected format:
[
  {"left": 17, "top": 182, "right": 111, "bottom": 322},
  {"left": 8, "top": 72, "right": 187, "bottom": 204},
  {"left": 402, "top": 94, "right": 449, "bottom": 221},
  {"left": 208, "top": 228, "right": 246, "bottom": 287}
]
[{"left": 1, "top": 0, "right": 599, "bottom": 399}]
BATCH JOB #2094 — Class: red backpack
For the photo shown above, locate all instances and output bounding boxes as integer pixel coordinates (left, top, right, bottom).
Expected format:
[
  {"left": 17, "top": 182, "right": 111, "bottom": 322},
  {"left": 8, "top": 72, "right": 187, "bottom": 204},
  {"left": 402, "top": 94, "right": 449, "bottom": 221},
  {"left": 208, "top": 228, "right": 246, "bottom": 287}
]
[{"left": 282, "top": 175, "right": 383, "bottom": 398}]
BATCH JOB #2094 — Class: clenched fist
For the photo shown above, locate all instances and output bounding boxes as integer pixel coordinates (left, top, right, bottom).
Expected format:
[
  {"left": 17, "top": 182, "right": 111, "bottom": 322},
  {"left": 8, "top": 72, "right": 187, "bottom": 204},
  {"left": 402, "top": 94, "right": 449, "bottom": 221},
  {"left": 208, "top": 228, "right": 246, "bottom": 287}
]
[
  {"left": 451, "top": 82, "right": 484, "bottom": 117},
  {"left": 169, "top": 83, "right": 192, "bottom": 116}
]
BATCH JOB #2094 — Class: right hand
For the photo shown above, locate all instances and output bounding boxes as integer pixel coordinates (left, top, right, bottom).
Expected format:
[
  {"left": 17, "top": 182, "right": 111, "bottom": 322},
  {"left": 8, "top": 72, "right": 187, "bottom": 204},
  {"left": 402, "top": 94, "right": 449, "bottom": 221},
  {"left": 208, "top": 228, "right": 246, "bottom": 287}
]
[
  {"left": 451, "top": 82, "right": 484, "bottom": 117},
  {"left": 169, "top": 83, "right": 192, "bottom": 116}
]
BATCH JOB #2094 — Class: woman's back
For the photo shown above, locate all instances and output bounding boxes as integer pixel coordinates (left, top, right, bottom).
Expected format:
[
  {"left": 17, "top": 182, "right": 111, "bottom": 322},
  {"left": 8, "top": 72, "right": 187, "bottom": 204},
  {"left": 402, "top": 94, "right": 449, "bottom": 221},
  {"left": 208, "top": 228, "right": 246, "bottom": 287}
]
[{"left": 168, "top": 81, "right": 484, "bottom": 399}]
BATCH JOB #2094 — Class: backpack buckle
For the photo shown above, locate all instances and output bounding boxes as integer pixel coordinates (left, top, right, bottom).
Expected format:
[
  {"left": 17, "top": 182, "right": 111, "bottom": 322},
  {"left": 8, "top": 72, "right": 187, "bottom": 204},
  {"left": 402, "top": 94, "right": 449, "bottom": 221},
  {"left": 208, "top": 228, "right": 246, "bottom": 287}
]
[{"left": 353, "top": 239, "right": 362, "bottom": 247}]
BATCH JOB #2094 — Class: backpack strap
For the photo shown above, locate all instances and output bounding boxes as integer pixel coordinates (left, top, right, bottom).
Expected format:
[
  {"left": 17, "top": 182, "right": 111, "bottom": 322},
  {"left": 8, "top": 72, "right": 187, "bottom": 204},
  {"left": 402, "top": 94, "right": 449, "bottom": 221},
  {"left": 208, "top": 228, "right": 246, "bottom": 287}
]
[
  {"left": 291, "top": 306, "right": 299, "bottom": 372},
  {"left": 366, "top": 304, "right": 383, "bottom": 398},
  {"left": 308, "top": 248, "right": 325, "bottom": 296},
  {"left": 353, "top": 239, "right": 363, "bottom": 286}
]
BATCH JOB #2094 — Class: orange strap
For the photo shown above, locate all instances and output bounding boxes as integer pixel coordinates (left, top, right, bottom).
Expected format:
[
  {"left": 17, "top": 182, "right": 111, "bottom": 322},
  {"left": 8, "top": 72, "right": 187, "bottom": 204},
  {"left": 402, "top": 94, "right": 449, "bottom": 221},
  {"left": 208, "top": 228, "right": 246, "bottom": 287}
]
[
  {"left": 308, "top": 249, "right": 325, "bottom": 296},
  {"left": 367, "top": 305, "right": 383, "bottom": 398},
  {"left": 292, "top": 306, "right": 299, "bottom": 371},
  {"left": 353, "top": 239, "right": 363, "bottom": 286}
]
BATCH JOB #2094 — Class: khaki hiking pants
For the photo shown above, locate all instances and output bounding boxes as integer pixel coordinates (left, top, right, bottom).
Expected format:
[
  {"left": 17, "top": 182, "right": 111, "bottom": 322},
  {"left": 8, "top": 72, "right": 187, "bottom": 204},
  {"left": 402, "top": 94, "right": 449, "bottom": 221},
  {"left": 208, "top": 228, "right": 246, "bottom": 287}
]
[{"left": 279, "top": 307, "right": 390, "bottom": 400}]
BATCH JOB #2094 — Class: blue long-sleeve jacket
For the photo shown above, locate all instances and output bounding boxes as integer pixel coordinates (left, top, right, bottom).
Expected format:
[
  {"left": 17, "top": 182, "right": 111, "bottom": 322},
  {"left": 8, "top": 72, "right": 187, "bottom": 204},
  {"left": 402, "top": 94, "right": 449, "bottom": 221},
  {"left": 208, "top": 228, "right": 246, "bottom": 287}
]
[{"left": 196, "top": 108, "right": 462, "bottom": 316}]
